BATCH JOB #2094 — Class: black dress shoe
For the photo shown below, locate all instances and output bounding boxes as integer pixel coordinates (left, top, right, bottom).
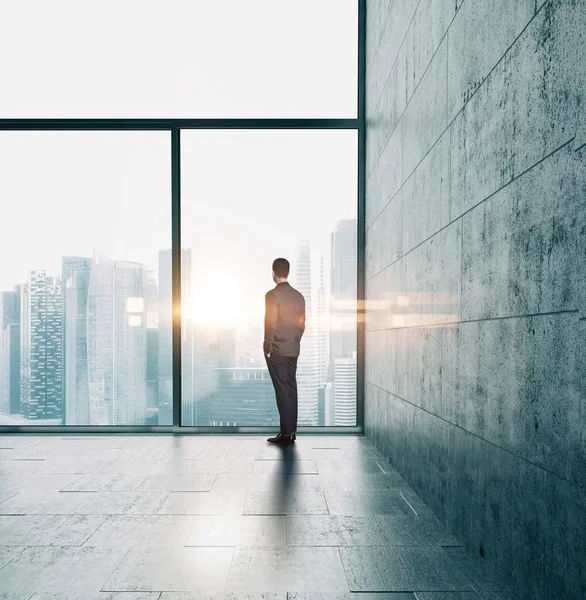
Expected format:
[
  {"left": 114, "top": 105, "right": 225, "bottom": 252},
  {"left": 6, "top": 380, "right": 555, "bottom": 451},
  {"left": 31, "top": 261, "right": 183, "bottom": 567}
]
[{"left": 267, "top": 433, "right": 295, "bottom": 444}]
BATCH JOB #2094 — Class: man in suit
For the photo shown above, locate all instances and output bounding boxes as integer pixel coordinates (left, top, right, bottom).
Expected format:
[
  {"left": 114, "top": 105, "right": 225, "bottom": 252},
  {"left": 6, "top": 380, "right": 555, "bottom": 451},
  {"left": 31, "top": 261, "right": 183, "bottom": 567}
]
[{"left": 264, "top": 257, "right": 306, "bottom": 444}]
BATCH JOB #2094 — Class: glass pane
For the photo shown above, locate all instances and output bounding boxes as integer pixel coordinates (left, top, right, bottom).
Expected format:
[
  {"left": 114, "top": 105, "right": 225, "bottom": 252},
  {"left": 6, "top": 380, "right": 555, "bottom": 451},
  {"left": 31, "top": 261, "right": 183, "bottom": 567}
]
[
  {"left": 181, "top": 129, "right": 358, "bottom": 427},
  {"left": 0, "top": 131, "right": 172, "bottom": 425},
  {"left": 0, "top": 1, "right": 357, "bottom": 118}
]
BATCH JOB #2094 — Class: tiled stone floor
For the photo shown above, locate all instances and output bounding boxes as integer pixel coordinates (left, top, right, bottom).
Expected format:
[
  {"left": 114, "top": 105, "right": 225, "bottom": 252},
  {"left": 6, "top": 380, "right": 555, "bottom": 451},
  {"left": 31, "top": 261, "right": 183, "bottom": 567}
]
[{"left": 0, "top": 434, "right": 510, "bottom": 599}]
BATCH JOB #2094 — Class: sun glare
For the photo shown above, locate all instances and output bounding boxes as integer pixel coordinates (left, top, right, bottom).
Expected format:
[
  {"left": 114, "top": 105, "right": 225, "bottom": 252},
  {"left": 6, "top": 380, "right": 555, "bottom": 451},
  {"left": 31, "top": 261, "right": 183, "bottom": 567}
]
[{"left": 183, "top": 271, "right": 242, "bottom": 327}]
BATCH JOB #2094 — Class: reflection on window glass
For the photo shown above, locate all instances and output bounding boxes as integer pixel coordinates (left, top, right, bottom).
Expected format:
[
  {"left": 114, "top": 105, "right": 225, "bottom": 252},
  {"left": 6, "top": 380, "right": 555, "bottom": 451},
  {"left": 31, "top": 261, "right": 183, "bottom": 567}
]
[
  {"left": 0, "top": 0, "right": 358, "bottom": 118},
  {"left": 181, "top": 130, "right": 358, "bottom": 427},
  {"left": 0, "top": 132, "right": 171, "bottom": 425}
]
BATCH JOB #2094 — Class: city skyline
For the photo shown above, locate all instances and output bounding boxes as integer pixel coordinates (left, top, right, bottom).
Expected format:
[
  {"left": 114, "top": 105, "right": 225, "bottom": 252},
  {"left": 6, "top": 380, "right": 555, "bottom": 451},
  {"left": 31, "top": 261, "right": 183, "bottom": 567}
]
[{"left": 0, "top": 219, "right": 357, "bottom": 427}]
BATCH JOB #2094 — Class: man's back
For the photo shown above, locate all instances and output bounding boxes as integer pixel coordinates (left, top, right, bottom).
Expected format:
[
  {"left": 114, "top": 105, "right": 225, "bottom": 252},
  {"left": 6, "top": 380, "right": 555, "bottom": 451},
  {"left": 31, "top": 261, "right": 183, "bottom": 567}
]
[{"left": 264, "top": 282, "right": 306, "bottom": 357}]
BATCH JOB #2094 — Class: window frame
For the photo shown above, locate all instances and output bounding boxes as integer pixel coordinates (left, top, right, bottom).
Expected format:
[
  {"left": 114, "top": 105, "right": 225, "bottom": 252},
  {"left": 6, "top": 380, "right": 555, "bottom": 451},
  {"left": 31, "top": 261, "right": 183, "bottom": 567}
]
[{"left": 0, "top": 0, "right": 366, "bottom": 434}]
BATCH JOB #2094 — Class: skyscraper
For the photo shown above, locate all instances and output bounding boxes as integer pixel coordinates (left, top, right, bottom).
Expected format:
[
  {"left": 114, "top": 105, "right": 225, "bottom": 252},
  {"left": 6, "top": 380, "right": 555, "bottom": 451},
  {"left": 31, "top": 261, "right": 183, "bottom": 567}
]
[
  {"left": 334, "top": 353, "right": 357, "bottom": 426},
  {"left": 61, "top": 256, "right": 92, "bottom": 422},
  {"left": 329, "top": 219, "right": 357, "bottom": 424},
  {"left": 0, "top": 291, "right": 19, "bottom": 416},
  {"left": 65, "top": 269, "right": 91, "bottom": 425},
  {"left": 6, "top": 320, "right": 20, "bottom": 416},
  {"left": 329, "top": 219, "right": 357, "bottom": 377},
  {"left": 20, "top": 271, "right": 63, "bottom": 421},
  {"left": 316, "top": 254, "right": 328, "bottom": 385},
  {"left": 294, "top": 240, "right": 319, "bottom": 426},
  {"left": 86, "top": 252, "right": 148, "bottom": 425},
  {"left": 86, "top": 253, "right": 114, "bottom": 425},
  {"left": 145, "top": 270, "right": 159, "bottom": 423}
]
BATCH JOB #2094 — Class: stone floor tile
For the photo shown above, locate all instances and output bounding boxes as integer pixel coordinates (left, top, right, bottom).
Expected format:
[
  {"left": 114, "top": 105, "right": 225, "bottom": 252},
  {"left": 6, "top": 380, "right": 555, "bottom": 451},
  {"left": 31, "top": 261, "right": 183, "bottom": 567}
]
[
  {"left": 83, "top": 514, "right": 197, "bottom": 547},
  {"left": 253, "top": 460, "right": 319, "bottom": 475},
  {"left": 0, "top": 546, "right": 127, "bottom": 596},
  {"left": 160, "top": 594, "right": 286, "bottom": 600},
  {"left": 319, "top": 472, "right": 410, "bottom": 492},
  {"left": 212, "top": 473, "right": 324, "bottom": 492},
  {"left": 102, "top": 546, "right": 234, "bottom": 592},
  {"left": 158, "top": 490, "right": 247, "bottom": 515},
  {"left": 60, "top": 474, "right": 146, "bottom": 492},
  {"left": 0, "top": 491, "right": 88, "bottom": 515},
  {"left": 71, "top": 492, "right": 170, "bottom": 515},
  {"left": 0, "top": 490, "right": 18, "bottom": 504},
  {"left": 0, "top": 547, "right": 25, "bottom": 570},
  {"left": 0, "top": 460, "right": 48, "bottom": 475},
  {"left": 136, "top": 474, "right": 217, "bottom": 492},
  {"left": 226, "top": 547, "right": 350, "bottom": 593},
  {"left": 29, "top": 593, "right": 160, "bottom": 600},
  {"left": 317, "top": 459, "right": 386, "bottom": 475},
  {"left": 324, "top": 491, "right": 414, "bottom": 516},
  {"left": 0, "top": 592, "right": 37, "bottom": 600},
  {"left": 286, "top": 515, "right": 389, "bottom": 546},
  {"left": 305, "top": 448, "right": 344, "bottom": 460},
  {"left": 244, "top": 491, "right": 328, "bottom": 515},
  {"left": 4, "top": 473, "right": 79, "bottom": 489},
  {"left": 0, "top": 514, "right": 106, "bottom": 546},
  {"left": 37, "top": 455, "right": 98, "bottom": 474},
  {"left": 185, "top": 514, "right": 286, "bottom": 546}
]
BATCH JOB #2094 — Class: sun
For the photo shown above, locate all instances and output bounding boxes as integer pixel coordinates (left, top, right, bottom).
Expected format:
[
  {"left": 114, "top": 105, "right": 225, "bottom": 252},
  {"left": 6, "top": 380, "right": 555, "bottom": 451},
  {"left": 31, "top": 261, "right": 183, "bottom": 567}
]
[{"left": 182, "top": 270, "right": 242, "bottom": 327}]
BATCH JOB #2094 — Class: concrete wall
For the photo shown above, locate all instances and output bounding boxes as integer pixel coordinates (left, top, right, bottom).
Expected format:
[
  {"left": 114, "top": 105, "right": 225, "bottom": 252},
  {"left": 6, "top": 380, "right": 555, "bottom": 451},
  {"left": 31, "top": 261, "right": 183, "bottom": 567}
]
[{"left": 364, "top": 1, "right": 586, "bottom": 598}]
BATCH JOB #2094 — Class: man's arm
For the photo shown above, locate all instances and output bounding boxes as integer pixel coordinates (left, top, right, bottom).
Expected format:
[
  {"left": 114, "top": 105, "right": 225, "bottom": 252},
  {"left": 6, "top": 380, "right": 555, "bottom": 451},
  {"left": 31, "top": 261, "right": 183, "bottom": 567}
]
[
  {"left": 298, "top": 297, "right": 306, "bottom": 340},
  {"left": 264, "top": 292, "right": 278, "bottom": 355}
]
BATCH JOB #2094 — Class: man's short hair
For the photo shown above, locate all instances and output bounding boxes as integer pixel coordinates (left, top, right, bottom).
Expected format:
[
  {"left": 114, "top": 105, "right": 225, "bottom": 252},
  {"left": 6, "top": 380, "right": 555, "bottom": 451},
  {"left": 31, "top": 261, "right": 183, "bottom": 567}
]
[{"left": 272, "top": 258, "right": 290, "bottom": 278}]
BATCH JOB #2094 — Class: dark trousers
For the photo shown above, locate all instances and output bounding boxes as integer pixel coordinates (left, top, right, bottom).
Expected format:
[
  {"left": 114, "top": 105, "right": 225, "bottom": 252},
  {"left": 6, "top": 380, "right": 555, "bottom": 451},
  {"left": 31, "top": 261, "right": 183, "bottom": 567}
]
[{"left": 265, "top": 354, "right": 298, "bottom": 436}]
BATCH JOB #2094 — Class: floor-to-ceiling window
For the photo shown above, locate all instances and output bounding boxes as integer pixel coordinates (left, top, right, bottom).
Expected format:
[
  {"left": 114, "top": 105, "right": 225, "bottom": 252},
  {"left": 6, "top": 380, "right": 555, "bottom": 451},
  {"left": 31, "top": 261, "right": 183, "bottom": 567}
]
[
  {"left": 0, "top": 0, "right": 363, "bottom": 430},
  {"left": 0, "top": 132, "right": 172, "bottom": 426},
  {"left": 180, "top": 130, "right": 358, "bottom": 427}
]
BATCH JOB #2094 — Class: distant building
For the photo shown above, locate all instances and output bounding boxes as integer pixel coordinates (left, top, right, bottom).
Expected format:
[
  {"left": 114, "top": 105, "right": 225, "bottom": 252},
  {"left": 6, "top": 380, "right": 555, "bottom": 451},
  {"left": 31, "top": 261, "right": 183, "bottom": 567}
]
[
  {"left": 207, "top": 367, "right": 279, "bottom": 427},
  {"left": 294, "top": 240, "right": 319, "bottom": 426},
  {"left": 20, "top": 271, "right": 63, "bottom": 421},
  {"left": 61, "top": 256, "right": 91, "bottom": 422},
  {"left": 329, "top": 219, "right": 357, "bottom": 422},
  {"left": 145, "top": 270, "right": 159, "bottom": 422},
  {"left": 86, "top": 252, "right": 147, "bottom": 425},
  {"left": 329, "top": 219, "right": 357, "bottom": 379},
  {"left": 334, "top": 353, "right": 357, "bottom": 426},
  {"left": 317, "top": 382, "right": 333, "bottom": 426},
  {"left": 316, "top": 255, "right": 328, "bottom": 385},
  {"left": 6, "top": 321, "right": 20, "bottom": 415},
  {"left": 0, "top": 291, "right": 19, "bottom": 416},
  {"left": 65, "top": 269, "right": 91, "bottom": 425}
]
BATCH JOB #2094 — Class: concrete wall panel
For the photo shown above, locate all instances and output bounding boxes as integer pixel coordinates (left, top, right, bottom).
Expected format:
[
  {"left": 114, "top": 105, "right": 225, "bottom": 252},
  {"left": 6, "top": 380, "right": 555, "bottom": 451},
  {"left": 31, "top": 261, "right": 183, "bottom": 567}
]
[{"left": 365, "top": 0, "right": 586, "bottom": 597}]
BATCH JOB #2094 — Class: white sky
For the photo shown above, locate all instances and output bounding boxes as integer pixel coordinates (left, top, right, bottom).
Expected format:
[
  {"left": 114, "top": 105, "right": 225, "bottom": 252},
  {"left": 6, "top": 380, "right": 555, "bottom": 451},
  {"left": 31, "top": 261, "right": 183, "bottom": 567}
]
[{"left": 0, "top": 0, "right": 357, "bottom": 118}]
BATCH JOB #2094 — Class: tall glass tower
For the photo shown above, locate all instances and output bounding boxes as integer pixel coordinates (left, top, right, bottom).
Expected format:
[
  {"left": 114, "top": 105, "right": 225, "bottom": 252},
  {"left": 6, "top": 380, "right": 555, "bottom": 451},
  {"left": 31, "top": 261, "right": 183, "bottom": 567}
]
[
  {"left": 86, "top": 252, "right": 148, "bottom": 425},
  {"left": 20, "top": 271, "right": 63, "bottom": 421},
  {"left": 294, "top": 240, "right": 319, "bottom": 426},
  {"left": 329, "top": 219, "right": 357, "bottom": 424},
  {"left": 65, "top": 269, "right": 91, "bottom": 425}
]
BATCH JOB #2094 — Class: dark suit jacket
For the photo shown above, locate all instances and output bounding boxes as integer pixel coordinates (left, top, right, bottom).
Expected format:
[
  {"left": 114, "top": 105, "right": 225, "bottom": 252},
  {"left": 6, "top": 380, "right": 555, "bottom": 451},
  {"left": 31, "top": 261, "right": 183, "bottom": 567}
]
[{"left": 264, "top": 282, "right": 306, "bottom": 357}]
